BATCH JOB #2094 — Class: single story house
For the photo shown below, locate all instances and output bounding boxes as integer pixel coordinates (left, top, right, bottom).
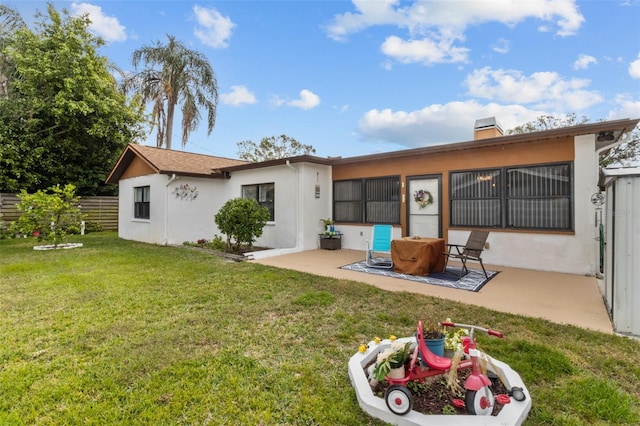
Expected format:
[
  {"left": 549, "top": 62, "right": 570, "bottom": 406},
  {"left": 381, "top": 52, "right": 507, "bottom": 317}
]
[{"left": 106, "top": 117, "right": 640, "bottom": 277}]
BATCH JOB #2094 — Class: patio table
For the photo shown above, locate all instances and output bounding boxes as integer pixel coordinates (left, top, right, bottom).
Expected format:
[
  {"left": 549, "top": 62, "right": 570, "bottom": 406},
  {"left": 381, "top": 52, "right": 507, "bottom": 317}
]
[{"left": 391, "top": 237, "right": 446, "bottom": 276}]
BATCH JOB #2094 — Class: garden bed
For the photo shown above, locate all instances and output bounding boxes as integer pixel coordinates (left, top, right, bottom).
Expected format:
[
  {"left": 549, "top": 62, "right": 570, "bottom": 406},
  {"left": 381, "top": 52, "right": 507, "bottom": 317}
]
[{"left": 348, "top": 337, "right": 531, "bottom": 425}]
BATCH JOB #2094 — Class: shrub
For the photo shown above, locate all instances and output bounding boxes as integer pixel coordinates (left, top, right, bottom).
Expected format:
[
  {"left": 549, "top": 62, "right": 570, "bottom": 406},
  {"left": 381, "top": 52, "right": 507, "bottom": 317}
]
[
  {"left": 10, "top": 184, "right": 84, "bottom": 247},
  {"left": 215, "top": 198, "right": 270, "bottom": 253}
]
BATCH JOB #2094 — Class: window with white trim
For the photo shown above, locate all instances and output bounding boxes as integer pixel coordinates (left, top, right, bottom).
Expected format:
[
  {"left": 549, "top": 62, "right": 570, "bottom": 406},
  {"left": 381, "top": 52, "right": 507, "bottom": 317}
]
[
  {"left": 134, "top": 186, "right": 150, "bottom": 219},
  {"left": 242, "top": 183, "right": 275, "bottom": 221}
]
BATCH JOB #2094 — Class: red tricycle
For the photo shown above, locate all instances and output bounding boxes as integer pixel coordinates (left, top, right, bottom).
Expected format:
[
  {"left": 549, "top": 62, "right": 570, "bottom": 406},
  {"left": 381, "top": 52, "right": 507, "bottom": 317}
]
[{"left": 383, "top": 320, "right": 525, "bottom": 416}]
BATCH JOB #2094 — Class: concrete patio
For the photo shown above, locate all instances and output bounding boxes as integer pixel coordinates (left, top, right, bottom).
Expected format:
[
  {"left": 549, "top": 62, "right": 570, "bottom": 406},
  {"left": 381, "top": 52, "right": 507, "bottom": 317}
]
[{"left": 252, "top": 248, "right": 613, "bottom": 334}]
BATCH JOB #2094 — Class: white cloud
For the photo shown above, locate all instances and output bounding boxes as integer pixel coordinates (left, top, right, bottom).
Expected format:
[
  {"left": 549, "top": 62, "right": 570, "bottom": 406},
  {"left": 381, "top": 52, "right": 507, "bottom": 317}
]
[
  {"left": 326, "top": 0, "right": 584, "bottom": 40},
  {"left": 326, "top": 0, "right": 583, "bottom": 66},
  {"left": 193, "top": 5, "right": 235, "bottom": 48},
  {"left": 287, "top": 90, "right": 321, "bottom": 110},
  {"left": 464, "top": 67, "right": 602, "bottom": 110},
  {"left": 381, "top": 35, "right": 469, "bottom": 65},
  {"left": 357, "top": 100, "right": 546, "bottom": 148},
  {"left": 629, "top": 54, "right": 640, "bottom": 79},
  {"left": 70, "top": 2, "right": 126, "bottom": 42},
  {"left": 492, "top": 38, "right": 510, "bottom": 54},
  {"left": 574, "top": 54, "right": 597, "bottom": 70},
  {"left": 325, "top": 0, "right": 405, "bottom": 42},
  {"left": 606, "top": 95, "right": 640, "bottom": 120},
  {"left": 220, "top": 85, "right": 257, "bottom": 106}
]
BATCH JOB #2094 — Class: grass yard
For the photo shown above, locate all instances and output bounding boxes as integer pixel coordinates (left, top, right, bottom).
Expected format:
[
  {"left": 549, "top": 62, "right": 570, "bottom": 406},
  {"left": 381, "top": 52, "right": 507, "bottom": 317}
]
[{"left": 1, "top": 232, "right": 639, "bottom": 425}]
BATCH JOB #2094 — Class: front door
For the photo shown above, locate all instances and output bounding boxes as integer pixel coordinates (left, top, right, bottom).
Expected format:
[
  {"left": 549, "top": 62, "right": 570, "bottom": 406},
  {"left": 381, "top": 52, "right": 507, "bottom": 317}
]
[{"left": 407, "top": 175, "right": 442, "bottom": 238}]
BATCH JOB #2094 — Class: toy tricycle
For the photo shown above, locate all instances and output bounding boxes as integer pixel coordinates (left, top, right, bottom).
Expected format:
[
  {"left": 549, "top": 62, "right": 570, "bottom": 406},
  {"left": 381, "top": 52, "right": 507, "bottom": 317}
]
[{"left": 384, "top": 320, "right": 525, "bottom": 416}]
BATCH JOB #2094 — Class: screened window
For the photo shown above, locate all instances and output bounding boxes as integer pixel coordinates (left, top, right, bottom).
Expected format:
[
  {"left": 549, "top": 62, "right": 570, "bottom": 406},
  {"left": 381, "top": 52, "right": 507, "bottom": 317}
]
[
  {"left": 506, "top": 164, "right": 571, "bottom": 229},
  {"left": 450, "top": 170, "right": 502, "bottom": 227},
  {"left": 334, "top": 180, "right": 362, "bottom": 223},
  {"left": 134, "top": 186, "right": 150, "bottom": 219},
  {"left": 450, "top": 163, "right": 572, "bottom": 230},
  {"left": 242, "top": 183, "right": 275, "bottom": 221},
  {"left": 333, "top": 176, "right": 400, "bottom": 224}
]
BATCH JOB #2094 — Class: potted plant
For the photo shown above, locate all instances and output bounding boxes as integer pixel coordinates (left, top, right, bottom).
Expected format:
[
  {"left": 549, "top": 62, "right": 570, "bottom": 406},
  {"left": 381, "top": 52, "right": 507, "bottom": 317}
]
[
  {"left": 320, "top": 218, "right": 335, "bottom": 234},
  {"left": 443, "top": 322, "right": 468, "bottom": 358},
  {"left": 372, "top": 339, "right": 412, "bottom": 381},
  {"left": 319, "top": 218, "right": 341, "bottom": 249},
  {"left": 422, "top": 321, "right": 446, "bottom": 357}
]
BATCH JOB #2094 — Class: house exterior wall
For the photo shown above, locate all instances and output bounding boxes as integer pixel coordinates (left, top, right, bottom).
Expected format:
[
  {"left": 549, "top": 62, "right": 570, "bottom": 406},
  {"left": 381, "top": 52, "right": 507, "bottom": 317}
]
[
  {"left": 118, "top": 174, "right": 169, "bottom": 244},
  {"left": 331, "top": 135, "right": 600, "bottom": 275},
  {"left": 117, "top": 162, "right": 333, "bottom": 249},
  {"left": 118, "top": 174, "right": 229, "bottom": 245},
  {"left": 224, "top": 162, "right": 333, "bottom": 250},
  {"left": 164, "top": 176, "right": 227, "bottom": 245}
]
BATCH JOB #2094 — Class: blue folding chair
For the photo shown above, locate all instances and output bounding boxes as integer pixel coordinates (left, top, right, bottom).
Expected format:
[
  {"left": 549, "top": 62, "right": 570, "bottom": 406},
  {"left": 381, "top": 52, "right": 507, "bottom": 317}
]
[{"left": 365, "top": 224, "right": 394, "bottom": 269}]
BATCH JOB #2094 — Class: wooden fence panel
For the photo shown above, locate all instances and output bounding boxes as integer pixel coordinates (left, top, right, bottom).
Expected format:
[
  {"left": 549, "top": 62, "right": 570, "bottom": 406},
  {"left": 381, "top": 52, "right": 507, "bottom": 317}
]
[
  {"left": 0, "top": 193, "right": 119, "bottom": 231},
  {"left": 78, "top": 197, "right": 119, "bottom": 230},
  {"left": 0, "top": 193, "right": 20, "bottom": 223}
]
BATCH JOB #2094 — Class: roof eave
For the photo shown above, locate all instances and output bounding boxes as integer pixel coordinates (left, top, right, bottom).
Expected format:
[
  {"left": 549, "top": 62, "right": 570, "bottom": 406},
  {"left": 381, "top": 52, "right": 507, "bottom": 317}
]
[
  {"left": 220, "top": 154, "right": 336, "bottom": 172},
  {"left": 157, "top": 170, "right": 228, "bottom": 179},
  {"left": 331, "top": 118, "right": 640, "bottom": 165}
]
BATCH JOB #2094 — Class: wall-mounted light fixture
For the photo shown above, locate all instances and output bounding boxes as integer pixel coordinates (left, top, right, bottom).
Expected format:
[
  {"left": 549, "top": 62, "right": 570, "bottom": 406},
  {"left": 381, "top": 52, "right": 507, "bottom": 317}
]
[{"left": 597, "top": 131, "right": 615, "bottom": 142}]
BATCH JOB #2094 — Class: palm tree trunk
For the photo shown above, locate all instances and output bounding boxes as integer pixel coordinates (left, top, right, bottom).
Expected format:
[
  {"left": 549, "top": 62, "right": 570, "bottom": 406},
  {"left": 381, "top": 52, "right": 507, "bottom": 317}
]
[{"left": 165, "top": 100, "right": 176, "bottom": 150}]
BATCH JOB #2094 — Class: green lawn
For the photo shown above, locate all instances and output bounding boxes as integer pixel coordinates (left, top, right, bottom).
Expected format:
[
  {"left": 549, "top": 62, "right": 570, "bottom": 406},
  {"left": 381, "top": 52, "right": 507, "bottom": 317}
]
[{"left": 1, "top": 232, "right": 638, "bottom": 425}]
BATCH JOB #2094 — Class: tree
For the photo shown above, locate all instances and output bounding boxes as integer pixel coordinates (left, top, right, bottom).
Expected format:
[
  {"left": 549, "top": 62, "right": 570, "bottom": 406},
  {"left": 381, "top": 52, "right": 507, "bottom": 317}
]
[
  {"left": 506, "top": 113, "right": 589, "bottom": 133},
  {"left": 237, "top": 134, "right": 316, "bottom": 162},
  {"left": 0, "top": 4, "right": 26, "bottom": 98},
  {"left": 506, "top": 113, "right": 639, "bottom": 167},
  {"left": 11, "top": 184, "right": 84, "bottom": 247},
  {"left": 214, "top": 198, "right": 270, "bottom": 253},
  {"left": 123, "top": 35, "right": 218, "bottom": 150},
  {"left": 0, "top": 4, "right": 145, "bottom": 195}
]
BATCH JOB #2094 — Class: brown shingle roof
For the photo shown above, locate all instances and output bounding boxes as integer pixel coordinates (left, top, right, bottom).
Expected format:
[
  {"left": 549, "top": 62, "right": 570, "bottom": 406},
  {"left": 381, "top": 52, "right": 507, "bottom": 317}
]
[{"left": 106, "top": 144, "right": 249, "bottom": 184}]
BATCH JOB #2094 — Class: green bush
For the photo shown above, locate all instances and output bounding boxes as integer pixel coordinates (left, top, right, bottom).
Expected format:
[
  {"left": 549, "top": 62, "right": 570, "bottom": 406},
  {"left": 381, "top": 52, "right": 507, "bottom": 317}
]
[
  {"left": 214, "top": 198, "right": 270, "bottom": 253},
  {"left": 84, "top": 221, "right": 104, "bottom": 233},
  {"left": 10, "top": 184, "right": 84, "bottom": 247}
]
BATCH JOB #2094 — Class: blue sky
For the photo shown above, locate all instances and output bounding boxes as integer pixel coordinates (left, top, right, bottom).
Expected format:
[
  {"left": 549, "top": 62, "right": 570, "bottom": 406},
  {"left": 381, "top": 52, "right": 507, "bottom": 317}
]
[{"left": 9, "top": 0, "right": 640, "bottom": 160}]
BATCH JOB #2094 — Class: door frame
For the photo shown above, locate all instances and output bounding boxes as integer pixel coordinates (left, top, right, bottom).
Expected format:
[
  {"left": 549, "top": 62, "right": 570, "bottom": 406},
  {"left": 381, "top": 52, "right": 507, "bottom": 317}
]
[{"left": 406, "top": 174, "right": 443, "bottom": 238}]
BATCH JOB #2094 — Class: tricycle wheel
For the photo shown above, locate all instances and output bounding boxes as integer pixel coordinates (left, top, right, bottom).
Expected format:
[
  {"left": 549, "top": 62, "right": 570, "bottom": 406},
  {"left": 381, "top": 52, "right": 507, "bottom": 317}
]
[
  {"left": 465, "top": 386, "right": 494, "bottom": 415},
  {"left": 384, "top": 385, "right": 413, "bottom": 415}
]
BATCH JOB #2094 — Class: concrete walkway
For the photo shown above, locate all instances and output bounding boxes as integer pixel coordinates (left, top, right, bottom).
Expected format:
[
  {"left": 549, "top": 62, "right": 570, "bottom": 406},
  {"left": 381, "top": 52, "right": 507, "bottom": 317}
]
[{"left": 252, "top": 248, "right": 613, "bottom": 334}]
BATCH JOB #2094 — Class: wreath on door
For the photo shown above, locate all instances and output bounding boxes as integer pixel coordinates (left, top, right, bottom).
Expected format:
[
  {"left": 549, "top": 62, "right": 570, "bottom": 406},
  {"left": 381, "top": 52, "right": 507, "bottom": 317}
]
[{"left": 413, "top": 189, "right": 433, "bottom": 209}]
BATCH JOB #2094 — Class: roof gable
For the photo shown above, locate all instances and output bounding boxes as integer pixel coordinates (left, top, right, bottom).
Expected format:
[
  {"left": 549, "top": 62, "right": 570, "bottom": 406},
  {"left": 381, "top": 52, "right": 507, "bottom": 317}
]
[{"left": 106, "top": 144, "right": 249, "bottom": 184}]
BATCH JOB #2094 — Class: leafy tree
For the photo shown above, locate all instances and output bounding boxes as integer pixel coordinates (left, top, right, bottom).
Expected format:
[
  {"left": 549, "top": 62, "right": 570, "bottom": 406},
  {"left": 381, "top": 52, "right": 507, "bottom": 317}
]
[
  {"left": 214, "top": 198, "right": 270, "bottom": 253},
  {"left": 0, "top": 4, "right": 145, "bottom": 195},
  {"left": 506, "top": 113, "right": 589, "bottom": 133},
  {"left": 0, "top": 4, "right": 26, "bottom": 98},
  {"left": 11, "top": 184, "right": 84, "bottom": 247},
  {"left": 123, "top": 35, "right": 218, "bottom": 150},
  {"left": 237, "top": 134, "right": 316, "bottom": 162},
  {"left": 507, "top": 113, "right": 639, "bottom": 167}
]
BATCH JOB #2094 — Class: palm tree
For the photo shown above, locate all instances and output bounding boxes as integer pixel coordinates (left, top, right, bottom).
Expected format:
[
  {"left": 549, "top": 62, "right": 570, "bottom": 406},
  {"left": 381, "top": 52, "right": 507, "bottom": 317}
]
[{"left": 123, "top": 35, "right": 218, "bottom": 150}]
